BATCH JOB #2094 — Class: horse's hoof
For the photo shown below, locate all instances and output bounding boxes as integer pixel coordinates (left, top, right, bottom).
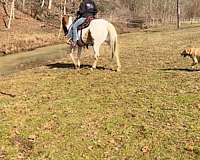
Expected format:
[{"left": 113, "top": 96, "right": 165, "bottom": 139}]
[
  {"left": 90, "top": 68, "right": 94, "bottom": 71},
  {"left": 117, "top": 68, "right": 121, "bottom": 72}
]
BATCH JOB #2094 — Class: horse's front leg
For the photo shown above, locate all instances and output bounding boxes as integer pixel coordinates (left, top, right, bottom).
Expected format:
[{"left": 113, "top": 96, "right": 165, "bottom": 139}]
[
  {"left": 77, "top": 46, "right": 82, "bottom": 69},
  {"left": 69, "top": 48, "right": 77, "bottom": 69},
  {"left": 91, "top": 44, "right": 100, "bottom": 70},
  {"left": 92, "top": 55, "right": 99, "bottom": 70}
]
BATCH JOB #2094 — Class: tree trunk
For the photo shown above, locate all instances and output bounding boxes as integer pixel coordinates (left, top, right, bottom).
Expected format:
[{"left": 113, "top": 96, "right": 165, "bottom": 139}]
[
  {"left": 1, "top": 1, "right": 9, "bottom": 16},
  {"left": 64, "top": 0, "right": 67, "bottom": 15},
  {"left": 58, "top": 0, "right": 63, "bottom": 38},
  {"left": 41, "top": 0, "right": 45, "bottom": 8},
  {"left": 177, "top": 0, "right": 180, "bottom": 29},
  {"left": 22, "top": 0, "right": 25, "bottom": 10},
  {"left": 48, "top": 0, "right": 52, "bottom": 10},
  {"left": 8, "top": 0, "right": 15, "bottom": 29}
]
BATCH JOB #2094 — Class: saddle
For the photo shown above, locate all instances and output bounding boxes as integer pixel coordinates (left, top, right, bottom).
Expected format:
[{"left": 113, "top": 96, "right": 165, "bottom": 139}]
[
  {"left": 78, "top": 16, "right": 94, "bottom": 30},
  {"left": 77, "top": 16, "right": 94, "bottom": 47}
]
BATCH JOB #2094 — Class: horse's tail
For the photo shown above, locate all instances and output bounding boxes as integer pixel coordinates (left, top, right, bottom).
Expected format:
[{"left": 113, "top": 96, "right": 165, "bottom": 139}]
[
  {"left": 107, "top": 22, "right": 121, "bottom": 70},
  {"left": 107, "top": 22, "right": 118, "bottom": 59}
]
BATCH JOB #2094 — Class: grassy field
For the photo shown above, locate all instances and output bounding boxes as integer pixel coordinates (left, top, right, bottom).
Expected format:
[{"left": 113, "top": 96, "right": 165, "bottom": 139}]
[{"left": 1, "top": 24, "right": 200, "bottom": 160}]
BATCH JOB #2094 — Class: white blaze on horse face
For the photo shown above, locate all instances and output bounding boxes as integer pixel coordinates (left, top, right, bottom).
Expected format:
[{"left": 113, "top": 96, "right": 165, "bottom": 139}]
[{"left": 67, "top": 16, "right": 73, "bottom": 30}]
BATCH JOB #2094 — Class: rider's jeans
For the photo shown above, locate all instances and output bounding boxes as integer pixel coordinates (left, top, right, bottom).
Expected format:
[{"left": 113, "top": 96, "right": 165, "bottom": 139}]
[{"left": 68, "top": 17, "right": 86, "bottom": 43}]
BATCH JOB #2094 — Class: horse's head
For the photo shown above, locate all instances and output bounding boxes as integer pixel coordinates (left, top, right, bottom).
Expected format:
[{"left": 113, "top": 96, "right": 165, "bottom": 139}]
[{"left": 62, "top": 15, "right": 73, "bottom": 35}]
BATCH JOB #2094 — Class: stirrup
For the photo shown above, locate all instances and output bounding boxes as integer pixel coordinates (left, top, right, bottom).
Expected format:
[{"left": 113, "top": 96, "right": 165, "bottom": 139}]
[
  {"left": 65, "top": 36, "right": 72, "bottom": 45},
  {"left": 71, "top": 41, "right": 77, "bottom": 48}
]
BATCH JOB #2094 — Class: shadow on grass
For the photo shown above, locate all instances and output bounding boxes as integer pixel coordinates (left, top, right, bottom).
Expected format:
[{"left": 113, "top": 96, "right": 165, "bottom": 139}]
[
  {"left": 144, "top": 29, "right": 162, "bottom": 33},
  {"left": 159, "top": 67, "right": 200, "bottom": 72},
  {"left": 47, "top": 63, "right": 115, "bottom": 71},
  {"left": 0, "top": 91, "right": 16, "bottom": 97}
]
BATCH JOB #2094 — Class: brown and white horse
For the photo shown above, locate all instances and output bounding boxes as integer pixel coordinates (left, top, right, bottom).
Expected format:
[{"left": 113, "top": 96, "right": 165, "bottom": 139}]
[{"left": 62, "top": 15, "right": 121, "bottom": 71}]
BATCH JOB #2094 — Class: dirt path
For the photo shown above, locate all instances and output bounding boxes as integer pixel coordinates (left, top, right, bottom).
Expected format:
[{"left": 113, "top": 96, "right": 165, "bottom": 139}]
[{"left": 0, "top": 44, "right": 69, "bottom": 75}]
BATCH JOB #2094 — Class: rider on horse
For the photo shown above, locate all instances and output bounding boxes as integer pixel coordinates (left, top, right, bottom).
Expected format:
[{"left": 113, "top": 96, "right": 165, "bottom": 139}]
[{"left": 66, "top": 0, "right": 98, "bottom": 47}]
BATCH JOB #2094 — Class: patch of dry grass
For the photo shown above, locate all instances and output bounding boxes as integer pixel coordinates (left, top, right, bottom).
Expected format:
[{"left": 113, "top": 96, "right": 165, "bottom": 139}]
[
  {"left": 1, "top": 24, "right": 200, "bottom": 159},
  {"left": 0, "top": 8, "right": 63, "bottom": 55}
]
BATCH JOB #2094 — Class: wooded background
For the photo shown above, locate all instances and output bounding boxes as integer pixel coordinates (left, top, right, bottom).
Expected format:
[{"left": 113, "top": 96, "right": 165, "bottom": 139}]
[{"left": 1, "top": 0, "right": 200, "bottom": 29}]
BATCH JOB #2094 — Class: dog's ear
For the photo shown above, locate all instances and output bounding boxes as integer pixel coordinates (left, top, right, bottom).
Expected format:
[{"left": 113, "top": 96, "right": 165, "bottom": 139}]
[
  {"left": 186, "top": 48, "right": 192, "bottom": 54},
  {"left": 180, "top": 49, "right": 187, "bottom": 57}
]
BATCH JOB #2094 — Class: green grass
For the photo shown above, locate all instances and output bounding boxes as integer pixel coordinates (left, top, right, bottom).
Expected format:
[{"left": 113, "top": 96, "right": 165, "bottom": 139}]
[{"left": 1, "top": 24, "right": 200, "bottom": 159}]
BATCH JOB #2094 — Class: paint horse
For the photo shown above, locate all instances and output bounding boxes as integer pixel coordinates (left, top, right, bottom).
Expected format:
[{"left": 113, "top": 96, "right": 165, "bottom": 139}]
[{"left": 62, "top": 15, "right": 121, "bottom": 71}]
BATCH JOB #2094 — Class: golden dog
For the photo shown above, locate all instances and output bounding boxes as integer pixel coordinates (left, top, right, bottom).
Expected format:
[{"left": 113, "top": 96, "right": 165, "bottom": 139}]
[{"left": 181, "top": 48, "right": 200, "bottom": 66}]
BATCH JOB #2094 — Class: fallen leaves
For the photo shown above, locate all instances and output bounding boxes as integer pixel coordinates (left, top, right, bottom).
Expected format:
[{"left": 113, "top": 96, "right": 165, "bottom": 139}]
[
  {"left": 0, "top": 147, "right": 7, "bottom": 159},
  {"left": 11, "top": 134, "right": 36, "bottom": 160},
  {"left": 141, "top": 145, "right": 150, "bottom": 154},
  {"left": 184, "top": 142, "right": 200, "bottom": 154}
]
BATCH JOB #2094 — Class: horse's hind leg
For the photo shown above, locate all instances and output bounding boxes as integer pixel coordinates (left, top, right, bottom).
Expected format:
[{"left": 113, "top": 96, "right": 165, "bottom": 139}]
[
  {"left": 77, "top": 46, "right": 82, "bottom": 69},
  {"left": 70, "top": 48, "right": 77, "bottom": 69},
  {"left": 92, "top": 43, "right": 100, "bottom": 70},
  {"left": 116, "top": 54, "right": 121, "bottom": 72}
]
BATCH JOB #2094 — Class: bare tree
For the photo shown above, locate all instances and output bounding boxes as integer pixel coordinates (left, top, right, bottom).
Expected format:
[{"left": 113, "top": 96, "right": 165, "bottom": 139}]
[
  {"left": 0, "top": 0, "right": 9, "bottom": 28},
  {"left": 63, "top": 0, "right": 66, "bottom": 15},
  {"left": 22, "top": 0, "right": 25, "bottom": 10},
  {"left": 1, "top": 0, "right": 200, "bottom": 30},
  {"left": 48, "top": 0, "right": 52, "bottom": 9},
  {"left": 41, "top": 0, "right": 45, "bottom": 8},
  {"left": 177, "top": 0, "right": 180, "bottom": 29},
  {"left": 58, "top": 0, "right": 63, "bottom": 38},
  {"left": 8, "top": 0, "right": 15, "bottom": 29},
  {"left": 1, "top": 0, "right": 9, "bottom": 16}
]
